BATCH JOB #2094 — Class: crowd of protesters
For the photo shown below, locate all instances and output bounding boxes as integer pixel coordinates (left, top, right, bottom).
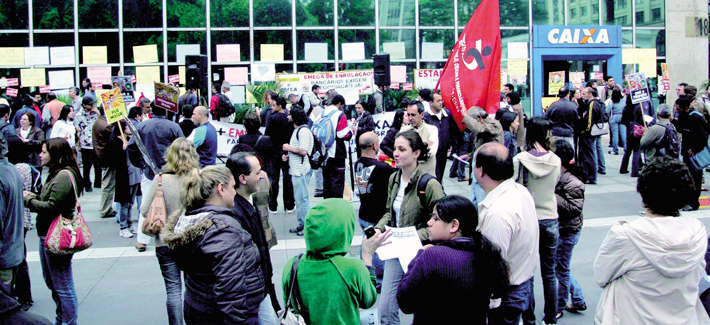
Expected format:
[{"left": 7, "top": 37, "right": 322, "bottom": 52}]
[{"left": 1, "top": 79, "right": 710, "bottom": 325}]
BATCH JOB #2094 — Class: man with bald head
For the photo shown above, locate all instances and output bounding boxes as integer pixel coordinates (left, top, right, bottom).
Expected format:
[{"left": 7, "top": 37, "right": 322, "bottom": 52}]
[
  {"left": 188, "top": 106, "right": 218, "bottom": 166},
  {"left": 353, "top": 131, "right": 393, "bottom": 289},
  {"left": 474, "top": 143, "right": 539, "bottom": 325}
]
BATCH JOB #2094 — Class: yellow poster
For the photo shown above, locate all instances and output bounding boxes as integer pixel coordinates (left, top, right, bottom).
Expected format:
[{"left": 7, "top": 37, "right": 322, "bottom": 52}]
[
  {"left": 622, "top": 48, "right": 657, "bottom": 78},
  {"left": 0, "top": 48, "right": 25, "bottom": 66},
  {"left": 133, "top": 44, "right": 159, "bottom": 64},
  {"left": 541, "top": 97, "right": 559, "bottom": 113},
  {"left": 100, "top": 87, "right": 127, "bottom": 124},
  {"left": 20, "top": 68, "right": 46, "bottom": 87},
  {"left": 507, "top": 59, "right": 528, "bottom": 75},
  {"left": 548, "top": 71, "right": 565, "bottom": 96},
  {"left": 260, "top": 44, "right": 284, "bottom": 62},
  {"left": 136, "top": 66, "right": 161, "bottom": 84},
  {"left": 178, "top": 66, "right": 185, "bottom": 85},
  {"left": 83, "top": 46, "right": 108, "bottom": 64}
]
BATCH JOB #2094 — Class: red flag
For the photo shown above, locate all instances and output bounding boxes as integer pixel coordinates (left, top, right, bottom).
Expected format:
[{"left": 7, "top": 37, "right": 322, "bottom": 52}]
[{"left": 436, "top": 0, "right": 501, "bottom": 131}]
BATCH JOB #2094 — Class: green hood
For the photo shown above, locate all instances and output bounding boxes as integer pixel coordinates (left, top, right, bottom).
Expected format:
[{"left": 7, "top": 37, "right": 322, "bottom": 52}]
[{"left": 304, "top": 198, "right": 355, "bottom": 259}]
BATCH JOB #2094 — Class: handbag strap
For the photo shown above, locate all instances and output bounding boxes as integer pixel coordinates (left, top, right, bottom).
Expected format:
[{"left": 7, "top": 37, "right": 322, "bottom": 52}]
[
  {"left": 60, "top": 169, "right": 82, "bottom": 212},
  {"left": 156, "top": 173, "right": 163, "bottom": 189},
  {"left": 285, "top": 254, "right": 304, "bottom": 314}
]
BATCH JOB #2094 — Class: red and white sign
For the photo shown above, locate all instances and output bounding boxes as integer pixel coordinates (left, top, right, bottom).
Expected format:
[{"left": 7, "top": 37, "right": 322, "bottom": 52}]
[
  {"left": 403, "top": 83, "right": 413, "bottom": 91},
  {"left": 92, "top": 82, "right": 103, "bottom": 90},
  {"left": 39, "top": 85, "right": 51, "bottom": 93},
  {"left": 389, "top": 82, "right": 400, "bottom": 90},
  {"left": 130, "top": 75, "right": 137, "bottom": 84},
  {"left": 168, "top": 74, "right": 180, "bottom": 84},
  {"left": 414, "top": 69, "right": 443, "bottom": 90},
  {"left": 6, "top": 88, "right": 18, "bottom": 97},
  {"left": 591, "top": 72, "right": 604, "bottom": 81},
  {"left": 6, "top": 78, "right": 19, "bottom": 87}
]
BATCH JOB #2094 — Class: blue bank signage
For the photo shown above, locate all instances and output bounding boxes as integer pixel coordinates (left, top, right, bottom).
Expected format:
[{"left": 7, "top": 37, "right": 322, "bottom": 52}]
[{"left": 534, "top": 26, "right": 622, "bottom": 48}]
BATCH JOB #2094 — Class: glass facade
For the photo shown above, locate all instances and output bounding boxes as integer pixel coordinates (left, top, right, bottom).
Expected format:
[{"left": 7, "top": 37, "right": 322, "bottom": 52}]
[{"left": 0, "top": 0, "right": 665, "bottom": 96}]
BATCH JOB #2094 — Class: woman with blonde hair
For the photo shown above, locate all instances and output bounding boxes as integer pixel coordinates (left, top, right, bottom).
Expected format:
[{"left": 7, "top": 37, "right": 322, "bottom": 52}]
[
  {"left": 140, "top": 138, "right": 200, "bottom": 325},
  {"left": 161, "top": 166, "right": 265, "bottom": 324}
]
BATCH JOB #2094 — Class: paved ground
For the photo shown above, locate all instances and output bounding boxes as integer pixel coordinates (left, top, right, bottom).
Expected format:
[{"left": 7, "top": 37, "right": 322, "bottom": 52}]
[{"left": 20, "top": 137, "right": 710, "bottom": 324}]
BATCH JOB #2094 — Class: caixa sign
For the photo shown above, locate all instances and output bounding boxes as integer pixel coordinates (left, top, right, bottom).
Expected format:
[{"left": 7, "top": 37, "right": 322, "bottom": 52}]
[{"left": 533, "top": 25, "right": 622, "bottom": 48}]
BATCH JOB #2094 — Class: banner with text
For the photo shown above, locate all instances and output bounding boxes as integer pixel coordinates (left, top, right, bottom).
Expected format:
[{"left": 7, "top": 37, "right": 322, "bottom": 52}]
[
  {"left": 100, "top": 87, "right": 128, "bottom": 124},
  {"left": 277, "top": 70, "right": 375, "bottom": 105},
  {"left": 413, "top": 69, "right": 442, "bottom": 90}
]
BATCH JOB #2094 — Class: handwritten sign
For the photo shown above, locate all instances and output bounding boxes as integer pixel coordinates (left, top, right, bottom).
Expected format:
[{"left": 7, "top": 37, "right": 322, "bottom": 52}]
[
  {"left": 21, "top": 68, "right": 46, "bottom": 87},
  {"left": 154, "top": 82, "right": 179, "bottom": 113},
  {"left": 50, "top": 46, "right": 75, "bottom": 65},
  {"left": 133, "top": 44, "right": 159, "bottom": 64},
  {"left": 48, "top": 70, "right": 75, "bottom": 89},
  {"left": 100, "top": 87, "right": 127, "bottom": 124},
  {"left": 83, "top": 46, "right": 107, "bottom": 64},
  {"left": 87, "top": 66, "right": 112, "bottom": 85},
  {"left": 0, "top": 48, "right": 25, "bottom": 66},
  {"left": 24, "top": 47, "right": 50, "bottom": 66},
  {"left": 216, "top": 44, "right": 240, "bottom": 62},
  {"left": 260, "top": 44, "right": 284, "bottom": 62}
]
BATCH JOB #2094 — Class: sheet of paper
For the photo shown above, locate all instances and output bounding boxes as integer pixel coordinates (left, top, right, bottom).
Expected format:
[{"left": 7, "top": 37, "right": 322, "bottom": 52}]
[
  {"left": 507, "top": 59, "right": 527, "bottom": 75},
  {"left": 87, "top": 66, "right": 112, "bottom": 85},
  {"left": 230, "top": 85, "right": 246, "bottom": 104},
  {"left": 340, "top": 88, "right": 360, "bottom": 105},
  {"left": 135, "top": 84, "right": 155, "bottom": 101},
  {"left": 508, "top": 42, "right": 529, "bottom": 59},
  {"left": 0, "top": 79, "right": 7, "bottom": 88},
  {"left": 421, "top": 42, "right": 443, "bottom": 61},
  {"left": 383, "top": 42, "right": 406, "bottom": 60},
  {"left": 135, "top": 66, "right": 161, "bottom": 84},
  {"left": 224, "top": 67, "right": 249, "bottom": 85},
  {"left": 0, "top": 48, "right": 25, "bottom": 66},
  {"left": 251, "top": 63, "right": 275, "bottom": 82},
  {"left": 48, "top": 70, "right": 75, "bottom": 90},
  {"left": 176, "top": 44, "right": 200, "bottom": 64},
  {"left": 390, "top": 65, "right": 407, "bottom": 83},
  {"left": 50, "top": 46, "right": 75, "bottom": 65},
  {"left": 260, "top": 44, "right": 284, "bottom": 62},
  {"left": 24, "top": 47, "right": 49, "bottom": 66},
  {"left": 216, "top": 44, "right": 240, "bottom": 62},
  {"left": 133, "top": 44, "right": 159, "bottom": 64},
  {"left": 304, "top": 43, "right": 328, "bottom": 61},
  {"left": 453, "top": 154, "right": 470, "bottom": 166},
  {"left": 21, "top": 68, "right": 46, "bottom": 87},
  {"left": 375, "top": 226, "right": 423, "bottom": 273},
  {"left": 178, "top": 66, "right": 185, "bottom": 84},
  {"left": 83, "top": 46, "right": 107, "bottom": 64},
  {"left": 341, "top": 42, "right": 365, "bottom": 61},
  {"left": 622, "top": 48, "right": 657, "bottom": 78}
]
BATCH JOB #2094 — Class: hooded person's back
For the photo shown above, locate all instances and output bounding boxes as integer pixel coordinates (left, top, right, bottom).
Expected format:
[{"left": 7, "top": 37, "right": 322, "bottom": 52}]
[
  {"left": 594, "top": 216, "right": 710, "bottom": 325},
  {"left": 282, "top": 198, "right": 377, "bottom": 325},
  {"left": 513, "top": 150, "right": 561, "bottom": 221}
]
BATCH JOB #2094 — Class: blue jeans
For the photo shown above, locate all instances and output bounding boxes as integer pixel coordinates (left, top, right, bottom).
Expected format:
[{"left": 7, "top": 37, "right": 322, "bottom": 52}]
[
  {"left": 609, "top": 115, "right": 626, "bottom": 153},
  {"left": 379, "top": 259, "right": 404, "bottom": 325},
  {"left": 292, "top": 171, "right": 312, "bottom": 228},
  {"left": 595, "top": 136, "right": 606, "bottom": 173},
  {"left": 556, "top": 231, "right": 585, "bottom": 313},
  {"left": 523, "top": 219, "right": 559, "bottom": 324},
  {"left": 119, "top": 184, "right": 139, "bottom": 230},
  {"left": 488, "top": 277, "right": 534, "bottom": 325},
  {"left": 156, "top": 246, "right": 184, "bottom": 325},
  {"left": 469, "top": 177, "right": 487, "bottom": 211},
  {"left": 38, "top": 236, "right": 78, "bottom": 325},
  {"left": 359, "top": 218, "right": 384, "bottom": 290}
]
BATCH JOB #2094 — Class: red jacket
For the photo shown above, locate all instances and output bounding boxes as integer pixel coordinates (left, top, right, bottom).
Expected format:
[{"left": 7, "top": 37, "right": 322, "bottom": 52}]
[{"left": 209, "top": 94, "right": 219, "bottom": 117}]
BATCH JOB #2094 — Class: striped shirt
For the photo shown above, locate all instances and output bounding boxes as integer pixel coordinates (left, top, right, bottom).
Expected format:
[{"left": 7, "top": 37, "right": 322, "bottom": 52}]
[
  {"left": 288, "top": 126, "right": 313, "bottom": 176},
  {"left": 477, "top": 179, "right": 539, "bottom": 285}
]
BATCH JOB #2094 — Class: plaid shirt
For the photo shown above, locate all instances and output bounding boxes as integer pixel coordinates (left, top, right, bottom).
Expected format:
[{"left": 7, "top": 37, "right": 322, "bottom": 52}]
[
  {"left": 73, "top": 108, "right": 98, "bottom": 149},
  {"left": 15, "top": 163, "right": 33, "bottom": 230}
]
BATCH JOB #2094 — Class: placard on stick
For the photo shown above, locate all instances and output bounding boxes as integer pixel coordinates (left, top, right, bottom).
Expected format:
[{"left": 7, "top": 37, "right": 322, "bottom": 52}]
[
  {"left": 100, "top": 88, "right": 128, "bottom": 124},
  {"left": 154, "top": 82, "right": 180, "bottom": 113},
  {"left": 110, "top": 76, "right": 135, "bottom": 103}
]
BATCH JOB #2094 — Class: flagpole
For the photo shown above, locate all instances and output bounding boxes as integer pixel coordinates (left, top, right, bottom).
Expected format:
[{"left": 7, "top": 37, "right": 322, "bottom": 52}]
[{"left": 433, "top": 40, "right": 458, "bottom": 92}]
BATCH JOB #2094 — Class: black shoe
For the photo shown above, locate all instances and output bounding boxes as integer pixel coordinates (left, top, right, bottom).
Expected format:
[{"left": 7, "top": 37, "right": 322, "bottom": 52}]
[
  {"left": 608, "top": 150, "right": 619, "bottom": 155},
  {"left": 101, "top": 211, "right": 117, "bottom": 219},
  {"left": 584, "top": 180, "right": 597, "bottom": 185},
  {"left": 565, "top": 302, "right": 587, "bottom": 312},
  {"left": 19, "top": 302, "right": 32, "bottom": 312},
  {"left": 682, "top": 205, "right": 699, "bottom": 212},
  {"left": 619, "top": 170, "right": 629, "bottom": 174},
  {"left": 448, "top": 174, "right": 457, "bottom": 179},
  {"left": 598, "top": 171, "right": 606, "bottom": 175},
  {"left": 289, "top": 225, "right": 304, "bottom": 234},
  {"left": 85, "top": 187, "right": 93, "bottom": 192},
  {"left": 94, "top": 183, "right": 101, "bottom": 189},
  {"left": 314, "top": 192, "right": 324, "bottom": 198}
]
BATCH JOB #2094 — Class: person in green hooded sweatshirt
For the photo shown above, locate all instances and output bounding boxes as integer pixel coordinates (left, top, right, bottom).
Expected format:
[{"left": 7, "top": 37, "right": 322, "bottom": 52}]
[{"left": 282, "top": 198, "right": 392, "bottom": 325}]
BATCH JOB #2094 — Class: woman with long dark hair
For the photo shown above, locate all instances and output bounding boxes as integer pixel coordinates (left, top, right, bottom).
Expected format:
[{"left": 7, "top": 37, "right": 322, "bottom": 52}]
[
  {"left": 380, "top": 109, "right": 406, "bottom": 160},
  {"left": 620, "top": 95, "right": 644, "bottom": 176},
  {"left": 397, "top": 195, "right": 509, "bottom": 324},
  {"left": 49, "top": 105, "right": 76, "bottom": 148},
  {"left": 23, "top": 138, "right": 82, "bottom": 325},
  {"left": 606, "top": 88, "right": 627, "bottom": 155},
  {"left": 17, "top": 111, "right": 45, "bottom": 170}
]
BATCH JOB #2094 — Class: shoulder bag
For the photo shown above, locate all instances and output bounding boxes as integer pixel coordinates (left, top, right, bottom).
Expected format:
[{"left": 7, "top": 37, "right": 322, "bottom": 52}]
[
  {"left": 45, "top": 170, "right": 93, "bottom": 255},
  {"left": 589, "top": 102, "right": 609, "bottom": 136},
  {"left": 278, "top": 254, "right": 307, "bottom": 325},
  {"left": 142, "top": 173, "right": 167, "bottom": 236}
]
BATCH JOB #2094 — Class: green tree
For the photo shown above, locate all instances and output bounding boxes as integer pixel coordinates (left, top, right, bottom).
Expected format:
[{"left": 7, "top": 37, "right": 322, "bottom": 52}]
[
  {"left": 35, "top": 0, "right": 73, "bottom": 29},
  {"left": 0, "top": 0, "right": 28, "bottom": 29},
  {"left": 79, "top": 0, "right": 118, "bottom": 28},
  {"left": 167, "top": 0, "right": 206, "bottom": 27}
]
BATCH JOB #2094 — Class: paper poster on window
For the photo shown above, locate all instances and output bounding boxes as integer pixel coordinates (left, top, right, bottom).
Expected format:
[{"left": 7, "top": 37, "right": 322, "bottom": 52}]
[
  {"left": 510, "top": 75, "right": 526, "bottom": 85},
  {"left": 383, "top": 42, "right": 406, "bottom": 60},
  {"left": 110, "top": 76, "right": 135, "bottom": 103},
  {"left": 501, "top": 68, "right": 508, "bottom": 91},
  {"left": 421, "top": 42, "right": 443, "bottom": 61},
  {"left": 0, "top": 48, "right": 25, "bottom": 66},
  {"left": 507, "top": 42, "right": 528, "bottom": 59},
  {"left": 304, "top": 43, "right": 328, "bottom": 61},
  {"left": 48, "top": 70, "right": 74, "bottom": 90},
  {"left": 133, "top": 44, "right": 159, "bottom": 64},
  {"left": 260, "top": 44, "right": 284, "bottom": 62},
  {"left": 251, "top": 63, "right": 276, "bottom": 82},
  {"left": 413, "top": 69, "right": 442, "bottom": 89},
  {"left": 24, "top": 47, "right": 49, "bottom": 66},
  {"left": 154, "top": 82, "right": 180, "bottom": 113},
  {"left": 548, "top": 71, "right": 565, "bottom": 96},
  {"left": 225, "top": 67, "right": 249, "bottom": 85},
  {"left": 100, "top": 87, "right": 127, "bottom": 124},
  {"left": 50, "top": 46, "right": 75, "bottom": 65},
  {"left": 176, "top": 44, "right": 200, "bottom": 64},
  {"left": 216, "top": 44, "right": 240, "bottom": 62},
  {"left": 87, "top": 66, "right": 112, "bottom": 85},
  {"left": 179, "top": 66, "right": 185, "bottom": 85},
  {"left": 230, "top": 85, "right": 246, "bottom": 104},
  {"left": 622, "top": 48, "right": 657, "bottom": 78},
  {"left": 507, "top": 59, "right": 527, "bottom": 75},
  {"left": 83, "top": 46, "right": 107, "bottom": 64},
  {"left": 21, "top": 68, "right": 46, "bottom": 87},
  {"left": 341, "top": 42, "right": 365, "bottom": 61},
  {"left": 136, "top": 66, "right": 161, "bottom": 84},
  {"left": 390, "top": 65, "right": 407, "bottom": 83}
]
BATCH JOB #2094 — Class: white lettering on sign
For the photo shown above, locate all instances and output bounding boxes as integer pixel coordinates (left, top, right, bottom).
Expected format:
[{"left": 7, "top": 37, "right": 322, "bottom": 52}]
[{"left": 547, "top": 28, "right": 610, "bottom": 44}]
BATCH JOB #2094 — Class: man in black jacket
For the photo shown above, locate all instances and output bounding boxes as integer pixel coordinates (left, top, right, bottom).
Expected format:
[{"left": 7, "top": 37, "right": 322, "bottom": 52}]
[
  {"left": 424, "top": 92, "right": 459, "bottom": 184},
  {"left": 545, "top": 87, "right": 578, "bottom": 152},
  {"left": 673, "top": 95, "right": 709, "bottom": 210},
  {"left": 227, "top": 152, "right": 280, "bottom": 323},
  {"left": 576, "top": 87, "right": 606, "bottom": 184}
]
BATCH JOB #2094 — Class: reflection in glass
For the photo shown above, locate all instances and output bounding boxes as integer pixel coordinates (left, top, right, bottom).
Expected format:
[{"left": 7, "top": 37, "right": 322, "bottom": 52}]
[
  {"left": 298, "top": 0, "right": 334, "bottom": 26},
  {"left": 34, "top": 0, "right": 73, "bottom": 29},
  {"left": 298, "top": 63, "right": 336, "bottom": 73},
  {"left": 34, "top": 33, "right": 74, "bottom": 47},
  {"left": 622, "top": 29, "right": 633, "bottom": 45},
  {"left": 80, "top": 32, "right": 120, "bottom": 63},
  {"left": 459, "top": 0, "right": 529, "bottom": 27},
  {"left": 379, "top": 29, "right": 415, "bottom": 60},
  {"left": 379, "top": 0, "right": 415, "bottom": 27},
  {"left": 254, "top": 31, "right": 293, "bottom": 61},
  {"left": 602, "top": 0, "right": 632, "bottom": 26},
  {"left": 0, "top": 1, "right": 28, "bottom": 29},
  {"left": 79, "top": 0, "right": 118, "bottom": 29},
  {"left": 635, "top": 29, "right": 665, "bottom": 56},
  {"left": 211, "top": 31, "right": 250, "bottom": 62},
  {"left": 0, "top": 33, "right": 29, "bottom": 47},
  {"left": 532, "top": 0, "right": 564, "bottom": 25},
  {"left": 167, "top": 0, "right": 205, "bottom": 28},
  {"left": 419, "top": 29, "right": 455, "bottom": 61},
  {"left": 254, "top": 0, "right": 300, "bottom": 27},
  {"left": 338, "top": 0, "right": 375, "bottom": 26},
  {"left": 636, "top": 0, "right": 664, "bottom": 27},
  {"left": 297, "top": 30, "right": 335, "bottom": 60},
  {"left": 568, "top": 0, "right": 599, "bottom": 25},
  {"left": 123, "top": 32, "right": 162, "bottom": 63},
  {"left": 124, "top": 0, "right": 162, "bottom": 28},
  {"left": 211, "top": 0, "right": 249, "bottom": 27},
  {"left": 168, "top": 31, "right": 206, "bottom": 62},
  {"left": 501, "top": 30, "right": 529, "bottom": 60},
  {"left": 419, "top": 0, "right": 453, "bottom": 26},
  {"left": 339, "top": 29, "right": 375, "bottom": 61}
]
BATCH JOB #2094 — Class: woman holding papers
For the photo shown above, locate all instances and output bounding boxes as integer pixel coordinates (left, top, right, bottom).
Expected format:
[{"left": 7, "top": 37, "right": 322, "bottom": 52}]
[
  {"left": 374, "top": 129, "right": 445, "bottom": 325},
  {"left": 396, "top": 195, "right": 509, "bottom": 324}
]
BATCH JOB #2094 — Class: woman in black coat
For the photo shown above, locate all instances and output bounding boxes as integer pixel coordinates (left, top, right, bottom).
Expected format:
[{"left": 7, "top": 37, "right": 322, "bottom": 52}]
[
  {"left": 16, "top": 112, "right": 45, "bottom": 170},
  {"left": 380, "top": 108, "right": 406, "bottom": 160},
  {"left": 619, "top": 95, "right": 645, "bottom": 176},
  {"left": 353, "top": 99, "right": 376, "bottom": 157}
]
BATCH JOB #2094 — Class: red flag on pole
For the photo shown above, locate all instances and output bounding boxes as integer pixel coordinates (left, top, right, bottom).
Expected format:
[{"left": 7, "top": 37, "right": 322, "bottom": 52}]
[{"left": 435, "top": 0, "right": 501, "bottom": 131}]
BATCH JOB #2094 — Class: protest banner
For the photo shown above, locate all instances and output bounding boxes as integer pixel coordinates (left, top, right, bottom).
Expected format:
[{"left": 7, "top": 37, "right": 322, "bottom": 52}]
[
  {"left": 625, "top": 72, "right": 651, "bottom": 104},
  {"left": 100, "top": 87, "right": 128, "bottom": 124},
  {"left": 661, "top": 63, "right": 670, "bottom": 91},
  {"left": 154, "top": 82, "right": 179, "bottom": 113},
  {"left": 6, "top": 88, "right": 18, "bottom": 97},
  {"left": 389, "top": 82, "right": 399, "bottom": 90},
  {"left": 111, "top": 76, "right": 135, "bottom": 103},
  {"left": 39, "top": 85, "right": 51, "bottom": 94},
  {"left": 168, "top": 74, "right": 179, "bottom": 84},
  {"left": 6, "top": 78, "right": 18, "bottom": 87},
  {"left": 413, "top": 69, "right": 442, "bottom": 89},
  {"left": 402, "top": 83, "right": 413, "bottom": 91},
  {"left": 277, "top": 70, "right": 375, "bottom": 104}
]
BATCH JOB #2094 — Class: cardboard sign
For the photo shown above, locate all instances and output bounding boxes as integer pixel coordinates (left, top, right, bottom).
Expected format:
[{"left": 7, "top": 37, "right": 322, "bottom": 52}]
[
  {"left": 87, "top": 66, "right": 112, "bottom": 85},
  {"left": 6, "top": 78, "right": 18, "bottom": 87},
  {"left": 39, "top": 85, "right": 51, "bottom": 94},
  {"left": 625, "top": 72, "right": 650, "bottom": 104},
  {"left": 6, "top": 88, "right": 18, "bottom": 97},
  {"left": 154, "top": 82, "right": 179, "bottom": 113},
  {"left": 389, "top": 82, "right": 400, "bottom": 90},
  {"left": 100, "top": 88, "right": 128, "bottom": 124},
  {"left": 413, "top": 69, "right": 442, "bottom": 90},
  {"left": 110, "top": 76, "right": 135, "bottom": 103},
  {"left": 168, "top": 74, "right": 180, "bottom": 84},
  {"left": 21, "top": 68, "right": 46, "bottom": 87}
]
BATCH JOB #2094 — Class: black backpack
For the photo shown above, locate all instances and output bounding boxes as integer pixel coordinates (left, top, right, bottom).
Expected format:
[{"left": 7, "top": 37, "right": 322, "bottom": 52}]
[
  {"left": 417, "top": 173, "right": 440, "bottom": 212},
  {"left": 658, "top": 123, "right": 680, "bottom": 158},
  {"left": 216, "top": 94, "right": 235, "bottom": 120},
  {"left": 295, "top": 125, "right": 327, "bottom": 170}
]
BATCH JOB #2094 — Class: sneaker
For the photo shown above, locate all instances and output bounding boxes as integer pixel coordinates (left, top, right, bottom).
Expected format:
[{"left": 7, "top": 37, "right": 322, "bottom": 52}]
[
  {"left": 289, "top": 225, "right": 304, "bottom": 234},
  {"left": 286, "top": 208, "right": 296, "bottom": 214},
  {"left": 135, "top": 243, "right": 146, "bottom": 252},
  {"left": 129, "top": 225, "right": 138, "bottom": 234},
  {"left": 269, "top": 208, "right": 278, "bottom": 214},
  {"left": 119, "top": 228, "right": 134, "bottom": 238},
  {"left": 565, "top": 302, "right": 587, "bottom": 313}
]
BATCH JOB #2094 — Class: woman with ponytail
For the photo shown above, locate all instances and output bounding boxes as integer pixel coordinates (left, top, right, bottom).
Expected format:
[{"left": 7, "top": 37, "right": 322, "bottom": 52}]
[
  {"left": 396, "top": 195, "right": 510, "bottom": 324},
  {"left": 161, "top": 166, "right": 265, "bottom": 324}
]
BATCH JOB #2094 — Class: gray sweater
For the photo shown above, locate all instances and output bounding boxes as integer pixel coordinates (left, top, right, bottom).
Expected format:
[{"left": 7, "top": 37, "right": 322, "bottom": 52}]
[{"left": 140, "top": 173, "right": 188, "bottom": 247}]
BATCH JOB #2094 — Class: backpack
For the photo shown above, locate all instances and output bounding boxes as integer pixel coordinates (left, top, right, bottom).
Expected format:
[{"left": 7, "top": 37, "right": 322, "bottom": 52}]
[
  {"left": 417, "top": 173, "right": 440, "bottom": 212},
  {"left": 312, "top": 108, "right": 340, "bottom": 150},
  {"left": 365, "top": 94, "right": 377, "bottom": 113},
  {"left": 657, "top": 123, "right": 680, "bottom": 158},
  {"left": 216, "top": 93, "right": 235, "bottom": 120},
  {"left": 296, "top": 125, "right": 327, "bottom": 169}
]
